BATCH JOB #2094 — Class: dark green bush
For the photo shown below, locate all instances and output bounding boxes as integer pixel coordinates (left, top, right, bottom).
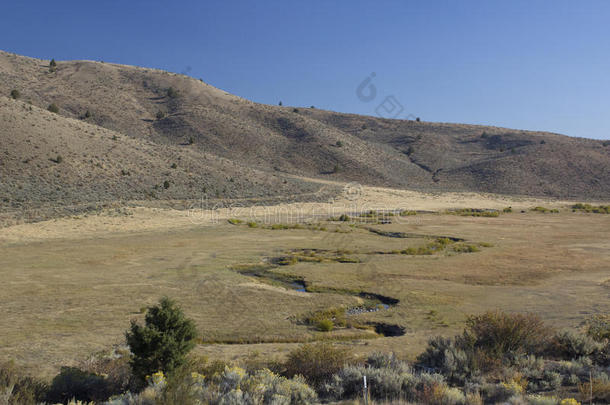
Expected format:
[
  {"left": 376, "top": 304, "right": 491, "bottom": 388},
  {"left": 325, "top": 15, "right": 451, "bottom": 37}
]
[
  {"left": 125, "top": 297, "right": 198, "bottom": 383},
  {"left": 336, "top": 140, "right": 343, "bottom": 147},
  {"left": 47, "top": 103, "right": 59, "bottom": 113},
  {"left": 46, "top": 367, "right": 110, "bottom": 404},
  {"left": 167, "top": 87, "right": 179, "bottom": 98},
  {"left": 10, "top": 89, "right": 20, "bottom": 99},
  {"left": 163, "top": 180, "right": 170, "bottom": 189},
  {"left": 156, "top": 110, "right": 165, "bottom": 120}
]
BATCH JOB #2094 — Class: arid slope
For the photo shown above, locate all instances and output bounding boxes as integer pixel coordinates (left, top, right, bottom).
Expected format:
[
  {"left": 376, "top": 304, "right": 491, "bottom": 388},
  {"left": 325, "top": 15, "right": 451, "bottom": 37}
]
[{"left": 1, "top": 50, "right": 608, "bottom": 214}]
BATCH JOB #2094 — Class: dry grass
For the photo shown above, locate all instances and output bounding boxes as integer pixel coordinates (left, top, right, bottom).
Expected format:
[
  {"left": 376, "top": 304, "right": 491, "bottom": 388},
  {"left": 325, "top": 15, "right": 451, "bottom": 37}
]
[{"left": 0, "top": 195, "right": 608, "bottom": 379}]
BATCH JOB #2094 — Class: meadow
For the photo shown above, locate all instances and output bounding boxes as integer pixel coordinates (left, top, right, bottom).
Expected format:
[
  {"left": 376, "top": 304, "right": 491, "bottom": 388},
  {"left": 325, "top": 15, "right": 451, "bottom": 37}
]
[{"left": 1, "top": 196, "right": 608, "bottom": 381}]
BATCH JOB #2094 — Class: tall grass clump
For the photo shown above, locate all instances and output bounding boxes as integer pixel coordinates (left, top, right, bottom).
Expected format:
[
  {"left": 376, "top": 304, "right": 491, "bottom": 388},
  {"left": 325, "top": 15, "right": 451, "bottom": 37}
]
[{"left": 284, "top": 343, "right": 353, "bottom": 389}]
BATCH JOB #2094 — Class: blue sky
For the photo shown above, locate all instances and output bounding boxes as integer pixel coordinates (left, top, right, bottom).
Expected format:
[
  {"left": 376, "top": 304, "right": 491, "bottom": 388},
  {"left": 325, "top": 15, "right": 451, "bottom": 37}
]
[{"left": 2, "top": 1, "right": 609, "bottom": 139}]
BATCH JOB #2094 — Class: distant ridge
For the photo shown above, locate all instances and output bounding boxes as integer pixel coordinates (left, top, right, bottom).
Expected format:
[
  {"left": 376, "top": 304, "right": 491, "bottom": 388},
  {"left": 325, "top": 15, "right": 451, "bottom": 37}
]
[{"left": 1, "top": 50, "right": 608, "bottom": 217}]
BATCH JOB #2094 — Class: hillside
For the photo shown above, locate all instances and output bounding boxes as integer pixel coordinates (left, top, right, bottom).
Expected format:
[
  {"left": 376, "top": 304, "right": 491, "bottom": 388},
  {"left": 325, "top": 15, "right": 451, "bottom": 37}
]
[{"left": 1, "top": 50, "right": 608, "bottom": 217}]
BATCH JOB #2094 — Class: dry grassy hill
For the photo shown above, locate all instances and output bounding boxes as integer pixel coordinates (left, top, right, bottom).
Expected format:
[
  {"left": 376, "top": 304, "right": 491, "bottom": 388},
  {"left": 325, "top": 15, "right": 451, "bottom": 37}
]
[{"left": 1, "top": 50, "right": 608, "bottom": 217}]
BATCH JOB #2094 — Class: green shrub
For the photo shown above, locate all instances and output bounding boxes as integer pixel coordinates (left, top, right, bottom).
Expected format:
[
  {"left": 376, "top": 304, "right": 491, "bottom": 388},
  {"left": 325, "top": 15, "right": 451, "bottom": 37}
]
[
  {"left": 316, "top": 319, "right": 334, "bottom": 332},
  {"left": 10, "top": 89, "right": 20, "bottom": 99},
  {"left": 51, "top": 155, "right": 63, "bottom": 164},
  {"left": 47, "top": 103, "right": 59, "bottom": 113},
  {"left": 338, "top": 214, "right": 349, "bottom": 222},
  {"left": 163, "top": 180, "right": 170, "bottom": 189},
  {"left": 84, "top": 109, "right": 92, "bottom": 118},
  {"left": 303, "top": 307, "right": 346, "bottom": 329},
  {"left": 125, "top": 297, "right": 198, "bottom": 384},
  {"left": 449, "top": 208, "right": 500, "bottom": 217},
  {"left": 571, "top": 203, "right": 610, "bottom": 214},
  {"left": 156, "top": 110, "right": 165, "bottom": 120},
  {"left": 452, "top": 244, "right": 480, "bottom": 253},
  {"left": 227, "top": 218, "right": 243, "bottom": 225},
  {"left": 503, "top": 206, "right": 513, "bottom": 213},
  {"left": 335, "top": 140, "right": 343, "bottom": 147},
  {"left": 284, "top": 343, "right": 352, "bottom": 388},
  {"left": 531, "top": 206, "right": 560, "bottom": 213},
  {"left": 45, "top": 367, "right": 111, "bottom": 404},
  {"left": 584, "top": 314, "right": 610, "bottom": 341},
  {"left": 464, "top": 311, "right": 550, "bottom": 359},
  {"left": 547, "top": 330, "right": 601, "bottom": 360},
  {"left": 167, "top": 87, "right": 179, "bottom": 98},
  {"left": 416, "top": 336, "right": 472, "bottom": 384},
  {"left": 324, "top": 354, "right": 416, "bottom": 401}
]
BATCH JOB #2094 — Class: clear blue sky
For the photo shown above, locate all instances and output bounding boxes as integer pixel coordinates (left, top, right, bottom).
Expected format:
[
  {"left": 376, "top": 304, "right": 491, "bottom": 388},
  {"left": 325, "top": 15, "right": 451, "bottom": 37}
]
[{"left": 2, "top": 1, "right": 609, "bottom": 139}]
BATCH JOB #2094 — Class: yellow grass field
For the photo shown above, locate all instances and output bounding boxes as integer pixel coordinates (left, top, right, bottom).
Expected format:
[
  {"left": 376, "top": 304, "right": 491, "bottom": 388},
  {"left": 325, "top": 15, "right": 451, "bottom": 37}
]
[{"left": 1, "top": 186, "right": 608, "bottom": 378}]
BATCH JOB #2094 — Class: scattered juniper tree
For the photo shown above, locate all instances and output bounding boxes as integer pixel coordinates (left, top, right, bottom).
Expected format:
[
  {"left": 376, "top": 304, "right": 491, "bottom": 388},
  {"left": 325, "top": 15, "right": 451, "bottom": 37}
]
[
  {"left": 48, "top": 104, "right": 59, "bottom": 113},
  {"left": 125, "top": 297, "right": 197, "bottom": 383},
  {"left": 10, "top": 89, "right": 20, "bottom": 99},
  {"left": 49, "top": 59, "right": 57, "bottom": 72},
  {"left": 167, "top": 87, "right": 179, "bottom": 99}
]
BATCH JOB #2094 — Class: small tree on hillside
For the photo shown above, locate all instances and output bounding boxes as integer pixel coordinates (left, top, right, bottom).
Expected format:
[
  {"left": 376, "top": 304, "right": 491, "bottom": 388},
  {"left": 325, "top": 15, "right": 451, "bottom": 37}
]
[
  {"left": 10, "top": 89, "right": 20, "bottom": 99},
  {"left": 126, "top": 297, "right": 197, "bottom": 383},
  {"left": 49, "top": 59, "right": 57, "bottom": 73},
  {"left": 167, "top": 87, "right": 179, "bottom": 99}
]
